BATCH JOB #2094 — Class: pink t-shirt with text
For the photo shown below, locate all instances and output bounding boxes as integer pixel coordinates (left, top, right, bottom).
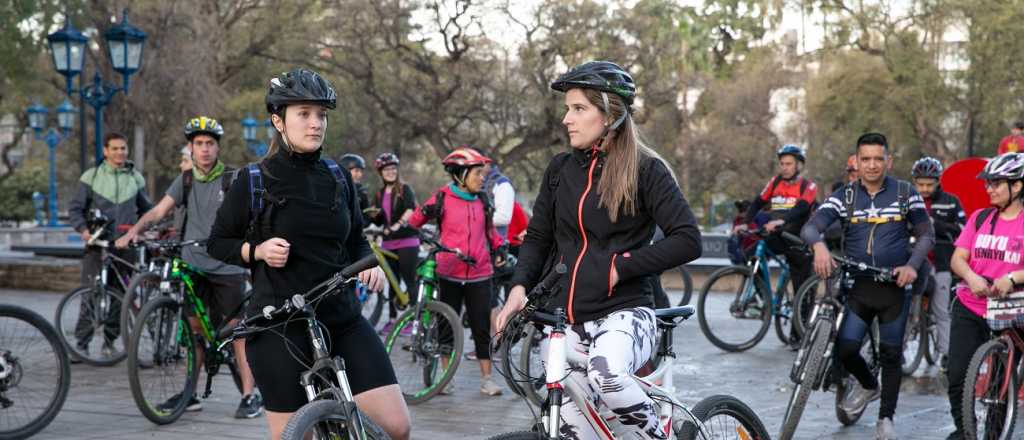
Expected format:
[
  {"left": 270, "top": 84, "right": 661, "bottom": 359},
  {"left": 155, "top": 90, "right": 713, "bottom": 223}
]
[{"left": 955, "top": 209, "right": 1024, "bottom": 317}]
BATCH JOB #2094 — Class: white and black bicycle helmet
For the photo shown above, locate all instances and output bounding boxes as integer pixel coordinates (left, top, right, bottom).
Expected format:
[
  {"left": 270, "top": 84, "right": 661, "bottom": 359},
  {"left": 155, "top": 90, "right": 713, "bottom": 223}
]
[
  {"left": 979, "top": 152, "right": 1024, "bottom": 210},
  {"left": 911, "top": 157, "right": 943, "bottom": 179}
]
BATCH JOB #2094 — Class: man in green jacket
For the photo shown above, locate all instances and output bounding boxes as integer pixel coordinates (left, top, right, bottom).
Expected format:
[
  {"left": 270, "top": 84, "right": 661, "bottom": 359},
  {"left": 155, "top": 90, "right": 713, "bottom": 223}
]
[{"left": 67, "top": 131, "right": 152, "bottom": 359}]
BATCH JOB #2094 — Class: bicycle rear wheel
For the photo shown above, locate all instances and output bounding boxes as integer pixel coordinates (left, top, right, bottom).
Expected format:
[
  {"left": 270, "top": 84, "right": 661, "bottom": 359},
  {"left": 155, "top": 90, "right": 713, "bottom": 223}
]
[
  {"left": 54, "top": 285, "right": 127, "bottom": 366},
  {"left": 696, "top": 266, "right": 771, "bottom": 352},
  {"left": 779, "top": 318, "right": 831, "bottom": 440},
  {"left": 773, "top": 284, "right": 797, "bottom": 346},
  {"left": 127, "top": 296, "right": 199, "bottom": 425},
  {"left": 281, "top": 400, "right": 390, "bottom": 440},
  {"left": 675, "top": 265, "right": 694, "bottom": 306},
  {"left": 676, "top": 394, "right": 771, "bottom": 440},
  {"left": 121, "top": 271, "right": 163, "bottom": 345},
  {"left": 962, "top": 338, "right": 1017, "bottom": 439},
  {"left": 0, "top": 304, "right": 71, "bottom": 439},
  {"left": 384, "top": 301, "right": 463, "bottom": 404}
]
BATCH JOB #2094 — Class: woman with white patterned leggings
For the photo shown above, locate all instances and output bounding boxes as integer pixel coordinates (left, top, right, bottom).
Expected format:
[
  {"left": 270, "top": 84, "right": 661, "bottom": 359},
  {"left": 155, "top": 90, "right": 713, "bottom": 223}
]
[{"left": 497, "top": 61, "right": 702, "bottom": 440}]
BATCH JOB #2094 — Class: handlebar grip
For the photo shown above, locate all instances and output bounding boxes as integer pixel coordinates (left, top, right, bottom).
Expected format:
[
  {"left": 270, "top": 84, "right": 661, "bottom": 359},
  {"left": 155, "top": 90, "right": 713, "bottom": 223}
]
[
  {"left": 535, "top": 263, "right": 567, "bottom": 293},
  {"left": 216, "top": 325, "right": 237, "bottom": 341},
  {"left": 341, "top": 254, "right": 379, "bottom": 278}
]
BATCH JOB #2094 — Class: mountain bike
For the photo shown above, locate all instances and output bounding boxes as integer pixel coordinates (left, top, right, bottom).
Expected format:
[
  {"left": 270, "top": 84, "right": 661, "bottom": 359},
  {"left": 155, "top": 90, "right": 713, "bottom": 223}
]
[
  {"left": 696, "top": 228, "right": 800, "bottom": 352},
  {"left": 126, "top": 239, "right": 248, "bottom": 425},
  {"left": 360, "top": 226, "right": 413, "bottom": 329},
  {"left": 779, "top": 234, "right": 894, "bottom": 440},
  {"left": 220, "top": 255, "right": 389, "bottom": 440},
  {"left": 960, "top": 295, "right": 1024, "bottom": 439},
  {"left": 54, "top": 212, "right": 151, "bottom": 366},
  {"left": 490, "top": 265, "right": 770, "bottom": 440},
  {"left": 381, "top": 232, "right": 467, "bottom": 404},
  {"left": 0, "top": 304, "right": 70, "bottom": 439},
  {"left": 120, "top": 238, "right": 190, "bottom": 346}
]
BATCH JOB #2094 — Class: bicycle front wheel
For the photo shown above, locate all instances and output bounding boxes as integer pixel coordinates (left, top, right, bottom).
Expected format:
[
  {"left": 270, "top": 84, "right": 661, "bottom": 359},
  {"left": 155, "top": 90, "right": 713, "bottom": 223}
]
[
  {"left": 281, "top": 400, "right": 390, "bottom": 440},
  {"left": 962, "top": 338, "right": 1017, "bottom": 439},
  {"left": 901, "top": 295, "right": 926, "bottom": 376},
  {"left": 517, "top": 324, "right": 547, "bottom": 407},
  {"left": 384, "top": 301, "right": 463, "bottom": 404},
  {"left": 121, "top": 271, "right": 163, "bottom": 345},
  {"left": 696, "top": 266, "right": 771, "bottom": 352},
  {"left": 779, "top": 318, "right": 831, "bottom": 440},
  {"left": 0, "top": 304, "right": 71, "bottom": 439},
  {"left": 54, "top": 285, "right": 127, "bottom": 366},
  {"left": 792, "top": 274, "right": 829, "bottom": 340},
  {"left": 677, "top": 394, "right": 771, "bottom": 440},
  {"left": 127, "top": 296, "right": 199, "bottom": 425}
]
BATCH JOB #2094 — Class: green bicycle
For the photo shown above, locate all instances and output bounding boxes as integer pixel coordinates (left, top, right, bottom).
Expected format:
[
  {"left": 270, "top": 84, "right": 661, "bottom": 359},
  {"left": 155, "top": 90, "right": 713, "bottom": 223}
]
[
  {"left": 126, "top": 239, "right": 247, "bottom": 425},
  {"left": 383, "top": 232, "right": 467, "bottom": 404}
]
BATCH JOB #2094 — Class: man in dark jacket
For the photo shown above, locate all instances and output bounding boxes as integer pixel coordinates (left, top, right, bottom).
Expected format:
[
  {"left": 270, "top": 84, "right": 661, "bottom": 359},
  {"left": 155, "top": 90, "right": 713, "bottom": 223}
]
[{"left": 911, "top": 157, "right": 964, "bottom": 366}]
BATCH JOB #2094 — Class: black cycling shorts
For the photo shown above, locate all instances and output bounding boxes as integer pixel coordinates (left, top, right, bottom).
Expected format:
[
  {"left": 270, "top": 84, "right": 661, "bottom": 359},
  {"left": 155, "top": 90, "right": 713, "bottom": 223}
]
[
  {"left": 244, "top": 315, "right": 397, "bottom": 413},
  {"left": 186, "top": 273, "right": 247, "bottom": 327}
]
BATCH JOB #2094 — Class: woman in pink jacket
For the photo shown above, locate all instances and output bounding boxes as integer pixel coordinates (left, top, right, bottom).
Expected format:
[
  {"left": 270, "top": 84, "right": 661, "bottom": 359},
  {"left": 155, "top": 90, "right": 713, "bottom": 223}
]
[{"left": 408, "top": 147, "right": 505, "bottom": 396}]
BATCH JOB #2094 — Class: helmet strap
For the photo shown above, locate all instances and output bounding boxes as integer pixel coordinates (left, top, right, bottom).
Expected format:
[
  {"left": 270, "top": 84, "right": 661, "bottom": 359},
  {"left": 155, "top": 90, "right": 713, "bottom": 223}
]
[{"left": 597, "top": 92, "right": 629, "bottom": 150}]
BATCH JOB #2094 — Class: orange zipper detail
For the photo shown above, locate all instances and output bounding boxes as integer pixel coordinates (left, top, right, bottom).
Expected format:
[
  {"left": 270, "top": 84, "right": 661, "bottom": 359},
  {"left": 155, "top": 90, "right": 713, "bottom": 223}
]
[{"left": 568, "top": 154, "right": 599, "bottom": 323}]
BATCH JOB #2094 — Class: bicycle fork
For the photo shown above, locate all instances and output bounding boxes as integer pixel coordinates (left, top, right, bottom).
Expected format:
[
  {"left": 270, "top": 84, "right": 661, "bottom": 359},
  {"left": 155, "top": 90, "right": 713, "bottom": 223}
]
[
  {"left": 543, "top": 310, "right": 569, "bottom": 439},
  {"left": 299, "top": 315, "right": 368, "bottom": 439}
]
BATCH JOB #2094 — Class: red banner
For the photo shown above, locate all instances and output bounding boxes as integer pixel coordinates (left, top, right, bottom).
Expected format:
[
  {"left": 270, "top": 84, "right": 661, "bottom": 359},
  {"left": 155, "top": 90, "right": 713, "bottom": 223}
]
[{"left": 941, "top": 158, "right": 989, "bottom": 217}]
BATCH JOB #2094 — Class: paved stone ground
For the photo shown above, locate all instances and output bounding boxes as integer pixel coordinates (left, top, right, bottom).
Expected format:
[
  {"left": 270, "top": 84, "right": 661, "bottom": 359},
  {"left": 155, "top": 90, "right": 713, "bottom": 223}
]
[{"left": 0, "top": 288, "right": 987, "bottom": 439}]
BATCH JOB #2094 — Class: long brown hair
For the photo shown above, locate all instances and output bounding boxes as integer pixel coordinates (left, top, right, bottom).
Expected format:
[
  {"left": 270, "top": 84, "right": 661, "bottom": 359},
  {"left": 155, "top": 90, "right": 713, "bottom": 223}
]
[{"left": 581, "top": 88, "right": 677, "bottom": 222}]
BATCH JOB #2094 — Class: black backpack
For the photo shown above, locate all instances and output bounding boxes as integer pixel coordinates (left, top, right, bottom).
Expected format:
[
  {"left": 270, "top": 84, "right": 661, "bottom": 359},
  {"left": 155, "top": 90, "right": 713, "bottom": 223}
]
[{"left": 244, "top": 158, "right": 352, "bottom": 242}]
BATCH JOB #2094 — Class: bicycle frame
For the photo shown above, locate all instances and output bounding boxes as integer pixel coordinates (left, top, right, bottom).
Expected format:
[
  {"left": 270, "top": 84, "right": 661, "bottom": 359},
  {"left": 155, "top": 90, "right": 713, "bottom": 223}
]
[
  {"left": 739, "top": 240, "right": 792, "bottom": 316},
  {"left": 368, "top": 240, "right": 410, "bottom": 308},
  {"left": 537, "top": 311, "right": 705, "bottom": 440}
]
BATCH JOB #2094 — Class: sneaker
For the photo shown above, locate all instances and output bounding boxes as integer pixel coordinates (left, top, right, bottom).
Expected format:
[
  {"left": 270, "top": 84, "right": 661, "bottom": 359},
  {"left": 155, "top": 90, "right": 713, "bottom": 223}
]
[
  {"left": 945, "top": 430, "right": 964, "bottom": 440},
  {"left": 71, "top": 344, "right": 89, "bottom": 364},
  {"left": 840, "top": 378, "right": 880, "bottom": 415},
  {"left": 378, "top": 319, "right": 396, "bottom": 336},
  {"left": 399, "top": 324, "right": 413, "bottom": 337},
  {"left": 465, "top": 352, "right": 478, "bottom": 361},
  {"left": 234, "top": 394, "right": 264, "bottom": 419},
  {"left": 157, "top": 392, "right": 202, "bottom": 413},
  {"left": 480, "top": 376, "right": 502, "bottom": 396},
  {"left": 101, "top": 341, "right": 116, "bottom": 359},
  {"left": 876, "top": 417, "right": 897, "bottom": 440}
]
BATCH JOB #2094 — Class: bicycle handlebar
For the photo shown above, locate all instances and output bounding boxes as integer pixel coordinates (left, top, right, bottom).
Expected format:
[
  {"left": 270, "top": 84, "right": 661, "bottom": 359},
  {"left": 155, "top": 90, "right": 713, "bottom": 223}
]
[
  {"left": 418, "top": 231, "right": 477, "bottom": 265},
  {"left": 779, "top": 230, "right": 895, "bottom": 282},
  {"left": 216, "top": 254, "right": 379, "bottom": 344}
]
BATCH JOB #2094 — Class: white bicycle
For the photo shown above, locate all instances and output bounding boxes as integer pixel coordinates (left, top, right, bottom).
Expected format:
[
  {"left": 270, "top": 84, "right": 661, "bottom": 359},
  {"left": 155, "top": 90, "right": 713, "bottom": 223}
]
[{"left": 490, "top": 266, "right": 770, "bottom": 440}]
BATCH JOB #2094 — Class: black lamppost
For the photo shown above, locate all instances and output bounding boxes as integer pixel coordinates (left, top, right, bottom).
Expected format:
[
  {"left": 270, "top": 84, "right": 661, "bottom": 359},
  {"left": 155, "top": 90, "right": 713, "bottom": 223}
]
[{"left": 46, "top": 9, "right": 146, "bottom": 168}]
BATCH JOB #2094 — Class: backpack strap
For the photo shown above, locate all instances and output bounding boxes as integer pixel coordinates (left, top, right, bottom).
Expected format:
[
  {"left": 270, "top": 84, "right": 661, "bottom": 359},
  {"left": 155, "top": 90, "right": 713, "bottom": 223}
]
[
  {"left": 220, "top": 166, "right": 236, "bottom": 194},
  {"left": 974, "top": 207, "right": 997, "bottom": 234},
  {"left": 179, "top": 170, "right": 194, "bottom": 238},
  {"left": 547, "top": 154, "right": 572, "bottom": 191},
  {"left": 840, "top": 181, "right": 857, "bottom": 254},
  {"left": 246, "top": 164, "right": 266, "bottom": 241},
  {"left": 898, "top": 180, "right": 910, "bottom": 218},
  {"left": 322, "top": 158, "right": 351, "bottom": 213}
]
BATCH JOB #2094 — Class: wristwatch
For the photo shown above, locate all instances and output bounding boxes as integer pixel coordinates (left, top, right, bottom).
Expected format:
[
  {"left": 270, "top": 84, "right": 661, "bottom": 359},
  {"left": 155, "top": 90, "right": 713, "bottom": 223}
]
[{"left": 1009, "top": 273, "right": 1022, "bottom": 289}]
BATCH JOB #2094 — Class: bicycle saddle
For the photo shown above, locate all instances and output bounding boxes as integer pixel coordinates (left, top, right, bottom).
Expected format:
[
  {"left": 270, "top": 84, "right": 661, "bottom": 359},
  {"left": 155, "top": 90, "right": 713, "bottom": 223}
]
[{"left": 655, "top": 305, "right": 695, "bottom": 321}]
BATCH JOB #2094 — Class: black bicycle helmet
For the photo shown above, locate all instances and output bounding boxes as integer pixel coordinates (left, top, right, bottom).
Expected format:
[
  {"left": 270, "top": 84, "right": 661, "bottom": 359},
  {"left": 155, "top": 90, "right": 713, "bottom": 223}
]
[
  {"left": 911, "top": 157, "right": 943, "bottom": 179},
  {"left": 265, "top": 68, "right": 337, "bottom": 115},
  {"left": 339, "top": 153, "right": 366, "bottom": 170},
  {"left": 550, "top": 61, "right": 636, "bottom": 106}
]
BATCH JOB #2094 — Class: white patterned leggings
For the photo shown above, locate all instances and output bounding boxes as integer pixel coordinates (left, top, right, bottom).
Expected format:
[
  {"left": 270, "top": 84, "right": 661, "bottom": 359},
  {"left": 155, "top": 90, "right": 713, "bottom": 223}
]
[{"left": 540, "top": 307, "right": 664, "bottom": 440}]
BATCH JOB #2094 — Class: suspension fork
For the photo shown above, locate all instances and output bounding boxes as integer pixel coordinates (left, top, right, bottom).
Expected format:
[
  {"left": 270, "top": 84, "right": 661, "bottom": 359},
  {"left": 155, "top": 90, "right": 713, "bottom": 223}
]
[{"left": 544, "top": 309, "right": 569, "bottom": 439}]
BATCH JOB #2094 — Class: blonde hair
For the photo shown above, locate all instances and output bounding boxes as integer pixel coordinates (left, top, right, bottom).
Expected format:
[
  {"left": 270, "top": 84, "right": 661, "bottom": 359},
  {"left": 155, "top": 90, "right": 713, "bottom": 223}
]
[{"left": 581, "top": 89, "right": 677, "bottom": 222}]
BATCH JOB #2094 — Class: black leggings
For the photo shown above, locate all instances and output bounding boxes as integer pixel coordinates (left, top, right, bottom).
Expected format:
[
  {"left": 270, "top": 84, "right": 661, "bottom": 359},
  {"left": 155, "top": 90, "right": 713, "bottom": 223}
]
[
  {"left": 834, "top": 279, "right": 909, "bottom": 419},
  {"left": 439, "top": 278, "right": 492, "bottom": 360},
  {"left": 947, "top": 297, "right": 993, "bottom": 434},
  {"left": 386, "top": 246, "right": 419, "bottom": 319}
]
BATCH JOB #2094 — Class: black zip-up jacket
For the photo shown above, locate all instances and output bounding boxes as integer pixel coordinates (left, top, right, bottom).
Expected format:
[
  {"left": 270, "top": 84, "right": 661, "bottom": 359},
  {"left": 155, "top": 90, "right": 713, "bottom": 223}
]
[
  {"left": 925, "top": 187, "right": 965, "bottom": 272},
  {"left": 371, "top": 183, "right": 419, "bottom": 240},
  {"left": 207, "top": 148, "right": 371, "bottom": 324},
  {"left": 510, "top": 148, "right": 702, "bottom": 323}
]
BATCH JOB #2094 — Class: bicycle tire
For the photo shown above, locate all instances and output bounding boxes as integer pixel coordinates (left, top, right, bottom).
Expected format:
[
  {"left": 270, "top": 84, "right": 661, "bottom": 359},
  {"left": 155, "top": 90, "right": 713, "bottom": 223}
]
[
  {"left": 773, "top": 284, "right": 797, "bottom": 346},
  {"left": 779, "top": 318, "right": 831, "bottom": 440},
  {"left": 384, "top": 301, "right": 463, "bottom": 404},
  {"left": 0, "top": 304, "right": 71, "bottom": 440},
  {"left": 127, "top": 296, "right": 199, "bottom": 425},
  {"left": 696, "top": 266, "right": 771, "bottom": 352},
  {"left": 121, "top": 271, "right": 162, "bottom": 345},
  {"left": 675, "top": 265, "right": 694, "bottom": 306},
  {"left": 962, "top": 338, "right": 1017, "bottom": 439},
  {"left": 485, "top": 431, "right": 542, "bottom": 440},
  {"left": 281, "top": 400, "right": 391, "bottom": 440},
  {"left": 677, "top": 394, "right": 772, "bottom": 440},
  {"left": 792, "top": 274, "right": 829, "bottom": 340},
  {"left": 518, "top": 324, "right": 547, "bottom": 407},
  {"left": 924, "top": 319, "right": 939, "bottom": 366},
  {"left": 54, "top": 285, "right": 127, "bottom": 366},
  {"left": 901, "top": 295, "right": 926, "bottom": 376}
]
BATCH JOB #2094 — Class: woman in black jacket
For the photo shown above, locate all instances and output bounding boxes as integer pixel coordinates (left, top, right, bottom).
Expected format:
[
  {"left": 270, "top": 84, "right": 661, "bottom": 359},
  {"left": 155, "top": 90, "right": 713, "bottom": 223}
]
[
  {"left": 369, "top": 152, "right": 420, "bottom": 330},
  {"left": 496, "top": 61, "right": 702, "bottom": 439},
  {"left": 208, "top": 68, "right": 410, "bottom": 440}
]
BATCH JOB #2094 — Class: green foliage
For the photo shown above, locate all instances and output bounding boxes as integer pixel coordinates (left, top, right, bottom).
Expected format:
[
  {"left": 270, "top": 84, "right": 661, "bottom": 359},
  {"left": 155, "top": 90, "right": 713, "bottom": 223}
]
[{"left": 0, "top": 165, "right": 46, "bottom": 222}]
